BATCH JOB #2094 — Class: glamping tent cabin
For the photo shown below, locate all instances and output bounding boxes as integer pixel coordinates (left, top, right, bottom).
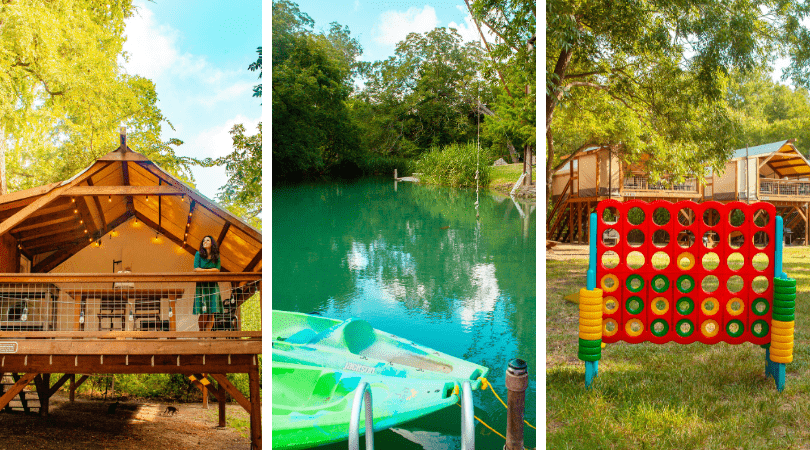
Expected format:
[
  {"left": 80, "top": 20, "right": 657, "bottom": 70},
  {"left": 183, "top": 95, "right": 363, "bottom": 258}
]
[
  {"left": 549, "top": 139, "right": 810, "bottom": 245},
  {"left": 0, "top": 130, "right": 262, "bottom": 448}
]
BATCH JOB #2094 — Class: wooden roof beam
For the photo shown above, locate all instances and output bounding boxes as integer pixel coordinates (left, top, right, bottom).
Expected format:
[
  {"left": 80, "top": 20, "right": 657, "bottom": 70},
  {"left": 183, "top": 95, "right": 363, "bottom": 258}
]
[
  {"left": 62, "top": 185, "right": 184, "bottom": 196},
  {"left": 135, "top": 211, "right": 198, "bottom": 260},
  {"left": 17, "top": 223, "right": 83, "bottom": 243},
  {"left": 245, "top": 249, "right": 261, "bottom": 272},
  {"left": 85, "top": 178, "right": 107, "bottom": 231},
  {"left": 216, "top": 222, "right": 231, "bottom": 246},
  {"left": 11, "top": 215, "right": 74, "bottom": 234},
  {"left": 33, "top": 211, "right": 132, "bottom": 272},
  {"left": 0, "top": 162, "right": 110, "bottom": 239},
  {"left": 136, "top": 162, "right": 261, "bottom": 243}
]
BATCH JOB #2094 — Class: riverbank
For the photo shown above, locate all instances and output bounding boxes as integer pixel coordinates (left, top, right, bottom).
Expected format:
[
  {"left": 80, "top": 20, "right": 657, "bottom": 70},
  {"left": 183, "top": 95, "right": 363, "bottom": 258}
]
[{"left": 397, "top": 163, "right": 537, "bottom": 199}]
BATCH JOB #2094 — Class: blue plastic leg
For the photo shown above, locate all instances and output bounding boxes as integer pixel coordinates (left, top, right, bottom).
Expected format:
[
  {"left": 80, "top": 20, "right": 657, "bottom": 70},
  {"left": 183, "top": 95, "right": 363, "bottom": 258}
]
[
  {"left": 585, "top": 360, "right": 599, "bottom": 388},
  {"left": 764, "top": 347, "right": 773, "bottom": 380},
  {"left": 775, "top": 363, "right": 786, "bottom": 392}
]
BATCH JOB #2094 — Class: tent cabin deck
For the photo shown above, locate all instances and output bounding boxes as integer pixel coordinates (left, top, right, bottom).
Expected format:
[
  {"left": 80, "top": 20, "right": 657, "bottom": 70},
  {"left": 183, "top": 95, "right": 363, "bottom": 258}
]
[
  {"left": 0, "top": 130, "right": 262, "bottom": 448},
  {"left": 549, "top": 139, "right": 810, "bottom": 245}
]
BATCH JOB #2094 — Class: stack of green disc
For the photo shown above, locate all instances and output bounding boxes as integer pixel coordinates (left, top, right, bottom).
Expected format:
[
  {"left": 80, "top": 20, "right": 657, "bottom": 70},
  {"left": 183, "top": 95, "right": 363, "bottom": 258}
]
[
  {"left": 773, "top": 277, "right": 796, "bottom": 322},
  {"left": 578, "top": 337, "right": 602, "bottom": 362}
]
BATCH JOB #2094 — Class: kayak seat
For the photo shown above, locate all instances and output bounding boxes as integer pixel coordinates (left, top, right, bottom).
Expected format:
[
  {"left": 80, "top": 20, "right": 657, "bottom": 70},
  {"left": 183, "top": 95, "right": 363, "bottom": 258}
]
[
  {"left": 308, "top": 318, "right": 378, "bottom": 354},
  {"left": 284, "top": 328, "right": 318, "bottom": 344}
]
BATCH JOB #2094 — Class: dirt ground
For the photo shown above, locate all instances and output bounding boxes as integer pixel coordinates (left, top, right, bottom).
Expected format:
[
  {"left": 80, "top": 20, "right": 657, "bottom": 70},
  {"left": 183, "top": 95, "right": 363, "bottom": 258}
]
[
  {"left": 546, "top": 242, "right": 589, "bottom": 260},
  {"left": 0, "top": 392, "right": 253, "bottom": 450}
]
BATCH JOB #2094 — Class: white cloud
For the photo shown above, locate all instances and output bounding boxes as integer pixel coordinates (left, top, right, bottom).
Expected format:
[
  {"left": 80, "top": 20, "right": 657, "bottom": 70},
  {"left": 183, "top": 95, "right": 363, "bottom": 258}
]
[
  {"left": 373, "top": 6, "right": 440, "bottom": 45},
  {"left": 121, "top": 1, "right": 245, "bottom": 104},
  {"left": 354, "top": 0, "right": 360, "bottom": 12},
  {"left": 186, "top": 115, "right": 261, "bottom": 160},
  {"left": 448, "top": 5, "right": 497, "bottom": 45}
]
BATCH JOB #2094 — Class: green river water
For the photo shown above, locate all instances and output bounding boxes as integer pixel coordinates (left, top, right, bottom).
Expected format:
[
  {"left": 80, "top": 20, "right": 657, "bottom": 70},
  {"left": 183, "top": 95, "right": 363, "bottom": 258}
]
[{"left": 272, "top": 178, "right": 536, "bottom": 449}]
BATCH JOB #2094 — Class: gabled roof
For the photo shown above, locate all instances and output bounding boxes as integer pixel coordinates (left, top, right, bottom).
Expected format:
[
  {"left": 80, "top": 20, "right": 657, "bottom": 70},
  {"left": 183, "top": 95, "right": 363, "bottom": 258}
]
[
  {"left": 731, "top": 139, "right": 794, "bottom": 159},
  {"left": 0, "top": 135, "right": 261, "bottom": 273}
]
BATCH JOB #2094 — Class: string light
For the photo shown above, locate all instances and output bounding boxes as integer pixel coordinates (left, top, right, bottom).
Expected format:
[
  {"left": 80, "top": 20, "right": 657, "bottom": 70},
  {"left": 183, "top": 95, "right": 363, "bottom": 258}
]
[
  {"left": 108, "top": 195, "right": 112, "bottom": 202},
  {"left": 79, "top": 311, "right": 85, "bottom": 324},
  {"left": 71, "top": 197, "right": 75, "bottom": 203},
  {"left": 168, "top": 307, "right": 173, "bottom": 318},
  {"left": 74, "top": 209, "right": 78, "bottom": 214},
  {"left": 146, "top": 195, "right": 149, "bottom": 202}
]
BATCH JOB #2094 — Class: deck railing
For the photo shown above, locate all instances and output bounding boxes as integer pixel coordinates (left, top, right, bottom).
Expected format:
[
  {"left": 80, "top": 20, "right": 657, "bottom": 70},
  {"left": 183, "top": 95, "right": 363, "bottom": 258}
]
[
  {"left": 623, "top": 175, "right": 699, "bottom": 194},
  {"left": 759, "top": 178, "right": 810, "bottom": 198},
  {"left": 0, "top": 273, "right": 261, "bottom": 348}
]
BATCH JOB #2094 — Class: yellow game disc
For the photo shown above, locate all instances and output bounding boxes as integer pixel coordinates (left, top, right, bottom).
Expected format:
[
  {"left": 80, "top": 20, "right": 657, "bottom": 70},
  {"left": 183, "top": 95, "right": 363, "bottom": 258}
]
[
  {"left": 579, "top": 302, "right": 603, "bottom": 312},
  {"left": 579, "top": 310, "right": 603, "bottom": 320},
  {"left": 625, "top": 318, "right": 644, "bottom": 337},
  {"left": 677, "top": 252, "right": 696, "bottom": 271},
  {"left": 579, "top": 331, "right": 603, "bottom": 340},
  {"left": 770, "top": 333, "right": 793, "bottom": 343},
  {"left": 770, "top": 355, "right": 793, "bottom": 364},
  {"left": 600, "top": 274, "right": 620, "bottom": 293},
  {"left": 701, "top": 319, "right": 720, "bottom": 338},
  {"left": 602, "top": 318, "right": 619, "bottom": 337},
  {"left": 700, "top": 298, "right": 719, "bottom": 316},
  {"left": 603, "top": 296, "right": 619, "bottom": 314},
  {"left": 725, "top": 298, "right": 744, "bottom": 316},
  {"left": 579, "top": 288, "right": 603, "bottom": 298},
  {"left": 580, "top": 317, "right": 603, "bottom": 327},
  {"left": 650, "top": 297, "right": 669, "bottom": 315},
  {"left": 769, "top": 347, "right": 793, "bottom": 358},
  {"left": 579, "top": 323, "right": 602, "bottom": 333}
]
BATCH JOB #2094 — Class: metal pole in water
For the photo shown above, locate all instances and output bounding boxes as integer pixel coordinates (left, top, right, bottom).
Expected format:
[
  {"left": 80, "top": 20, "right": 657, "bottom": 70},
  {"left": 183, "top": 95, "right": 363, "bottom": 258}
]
[{"left": 504, "top": 359, "right": 528, "bottom": 450}]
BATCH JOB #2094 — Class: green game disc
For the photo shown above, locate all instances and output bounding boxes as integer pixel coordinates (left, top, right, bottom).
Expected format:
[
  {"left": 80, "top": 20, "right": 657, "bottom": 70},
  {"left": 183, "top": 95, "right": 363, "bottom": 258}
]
[
  {"left": 626, "top": 274, "right": 645, "bottom": 293},
  {"left": 751, "top": 320, "right": 769, "bottom": 338},
  {"left": 751, "top": 298, "right": 770, "bottom": 316},
  {"left": 726, "top": 319, "right": 745, "bottom": 338},
  {"left": 676, "top": 297, "right": 695, "bottom": 315},
  {"left": 676, "top": 319, "right": 694, "bottom": 337},
  {"left": 651, "top": 274, "right": 670, "bottom": 293},
  {"left": 676, "top": 275, "right": 695, "bottom": 293},
  {"left": 651, "top": 319, "right": 669, "bottom": 337},
  {"left": 626, "top": 296, "right": 644, "bottom": 315}
]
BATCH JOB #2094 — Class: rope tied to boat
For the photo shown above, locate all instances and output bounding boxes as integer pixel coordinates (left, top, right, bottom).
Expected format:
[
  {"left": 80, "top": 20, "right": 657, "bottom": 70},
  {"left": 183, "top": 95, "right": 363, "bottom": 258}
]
[{"left": 479, "top": 377, "right": 537, "bottom": 430}]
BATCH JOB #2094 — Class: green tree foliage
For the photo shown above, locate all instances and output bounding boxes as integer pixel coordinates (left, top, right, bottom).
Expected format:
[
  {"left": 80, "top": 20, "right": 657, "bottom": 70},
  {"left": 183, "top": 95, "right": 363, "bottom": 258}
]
[
  {"left": 272, "top": 0, "right": 362, "bottom": 182},
  {"left": 467, "top": 0, "right": 536, "bottom": 162},
  {"left": 202, "top": 45, "right": 262, "bottom": 225},
  {"left": 0, "top": 0, "right": 192, "bottom": 191},
  {"left": 355, "top": 28, "right": 492, "bottom": 158},
  {"left": 546, "top": 0, "right": 810, "bottom": 202},
  {"left": 726, "top": 70, "right": 810, "bottom": 154}
]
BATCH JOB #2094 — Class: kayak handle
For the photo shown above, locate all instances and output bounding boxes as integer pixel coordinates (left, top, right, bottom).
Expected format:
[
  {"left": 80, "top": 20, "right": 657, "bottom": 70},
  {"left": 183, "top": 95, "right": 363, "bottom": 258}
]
[{"left": 349, "top": 381, "right": 374, "bottom": 450}]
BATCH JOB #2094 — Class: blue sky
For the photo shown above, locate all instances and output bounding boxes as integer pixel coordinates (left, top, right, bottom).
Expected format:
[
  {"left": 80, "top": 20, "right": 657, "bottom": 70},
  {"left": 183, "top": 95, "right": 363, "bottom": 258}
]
[
  {"left": 121, "top": 0, "right": 262, "bottom": 201},
  {"left": 289, "top": 1, "right": 489, "bottom": 63}
]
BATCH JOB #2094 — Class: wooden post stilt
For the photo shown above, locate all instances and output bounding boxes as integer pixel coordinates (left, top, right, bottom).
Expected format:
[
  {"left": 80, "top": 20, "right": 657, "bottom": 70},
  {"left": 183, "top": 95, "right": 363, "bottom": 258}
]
[
  {"left": 216, "top": 386, "right": 226, "bottom": 428},
  {"left": 69, "top": 374, "right": 75, "bottom": 402},
  {"left": 248, "top": 365, "right": 261, "bottom": 450},
  {"left": 202, "top": 384, "right": 208, "bottom": 409}
]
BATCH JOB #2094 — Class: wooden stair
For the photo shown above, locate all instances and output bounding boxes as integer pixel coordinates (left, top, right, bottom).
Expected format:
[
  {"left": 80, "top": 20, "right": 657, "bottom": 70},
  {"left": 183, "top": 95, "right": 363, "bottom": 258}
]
[{"left": 0, "top": 373, "right": 40, "bottom": 414}]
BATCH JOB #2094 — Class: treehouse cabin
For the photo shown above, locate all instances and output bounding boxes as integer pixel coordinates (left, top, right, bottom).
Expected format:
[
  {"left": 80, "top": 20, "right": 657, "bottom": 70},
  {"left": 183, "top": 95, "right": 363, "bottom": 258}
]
[
  {"left": 549, "top": 139, "right": 810, "bottom": 247},
  {"left": 0, "top": 129, "right": 262, "bottom": 448}
]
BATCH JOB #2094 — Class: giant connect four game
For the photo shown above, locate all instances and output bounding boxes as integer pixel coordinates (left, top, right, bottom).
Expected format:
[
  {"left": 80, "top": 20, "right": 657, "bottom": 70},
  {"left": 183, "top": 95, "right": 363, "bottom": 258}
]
[{"left": 578, "top": 200, "right": 796, "bottom": 391}]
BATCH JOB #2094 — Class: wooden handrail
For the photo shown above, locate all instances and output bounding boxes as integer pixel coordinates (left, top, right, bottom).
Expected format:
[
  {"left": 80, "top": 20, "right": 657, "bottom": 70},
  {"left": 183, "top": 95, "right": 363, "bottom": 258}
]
[
  {"left": 0, "top": 272, "right": 261, "bottom": 283},
  {"left": 547, "top": 178, "right": 572, "bottom": 226}
]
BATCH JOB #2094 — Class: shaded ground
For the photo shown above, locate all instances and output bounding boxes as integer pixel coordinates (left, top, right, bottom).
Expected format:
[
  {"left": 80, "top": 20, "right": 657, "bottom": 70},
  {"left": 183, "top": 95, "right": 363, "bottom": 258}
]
[
  {"left": 0, "top": 392, "right": 252, "bottom": 450},
  {"left": 545, "top": 243, "right": 589, "bottom": 261}
]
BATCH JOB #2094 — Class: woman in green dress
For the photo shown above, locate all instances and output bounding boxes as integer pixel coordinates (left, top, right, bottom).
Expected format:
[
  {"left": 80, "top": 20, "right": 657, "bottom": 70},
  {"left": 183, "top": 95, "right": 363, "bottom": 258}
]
[{"left": 194, "top": 235, "right": 222, "bottom": 331}]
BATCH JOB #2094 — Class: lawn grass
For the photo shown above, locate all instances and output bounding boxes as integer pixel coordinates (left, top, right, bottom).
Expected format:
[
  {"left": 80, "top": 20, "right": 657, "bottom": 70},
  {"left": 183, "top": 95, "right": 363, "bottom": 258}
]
[
  {"left": 490, "top": 163, "right": 537, "bottom": 187},
  {"left": 547, "top": 246, "right": 810, "bottom": 449}
]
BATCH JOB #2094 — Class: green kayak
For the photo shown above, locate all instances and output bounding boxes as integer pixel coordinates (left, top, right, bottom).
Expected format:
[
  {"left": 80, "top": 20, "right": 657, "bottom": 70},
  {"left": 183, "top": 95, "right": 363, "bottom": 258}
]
[
  {"left": 272, "top": 310, "right": 489, "bottom": 389},
  {"left": 273, "top": 362, "right": 458, "bottom": 449}
]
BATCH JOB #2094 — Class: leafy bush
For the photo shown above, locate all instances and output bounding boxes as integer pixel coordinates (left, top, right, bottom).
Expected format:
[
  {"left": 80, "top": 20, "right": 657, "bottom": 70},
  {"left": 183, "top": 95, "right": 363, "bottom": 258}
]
[{"left": 414, "top": 142, "right": 491, "bottom": 188}]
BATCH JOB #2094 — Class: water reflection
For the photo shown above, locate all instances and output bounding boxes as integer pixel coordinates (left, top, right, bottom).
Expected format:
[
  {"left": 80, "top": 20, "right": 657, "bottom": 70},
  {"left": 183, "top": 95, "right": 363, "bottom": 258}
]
[{"left": 273, "top": 178, "right": 536, "bottom": 448}]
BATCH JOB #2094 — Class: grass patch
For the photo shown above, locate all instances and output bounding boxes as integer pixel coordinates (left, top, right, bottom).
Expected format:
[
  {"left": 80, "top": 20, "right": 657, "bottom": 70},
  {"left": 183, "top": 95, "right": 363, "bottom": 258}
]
[
  {"left": 490, "top": 163, "right": 537, "bottom": 187},
  {"left": 547, "top": 246, "right": 810, "bottom": 449}
]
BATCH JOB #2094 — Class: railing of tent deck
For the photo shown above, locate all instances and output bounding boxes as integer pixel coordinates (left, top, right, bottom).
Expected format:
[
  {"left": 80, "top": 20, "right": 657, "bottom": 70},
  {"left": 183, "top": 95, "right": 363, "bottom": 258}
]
[
  {"left": 0, "top": 273, "right": 261, "bottom": 344},
  {"left": 759, "top": 178, "right": 810, "bottom": 198},
  {"left": 623, "top": 175, "right": 699, "bottom": 195}
]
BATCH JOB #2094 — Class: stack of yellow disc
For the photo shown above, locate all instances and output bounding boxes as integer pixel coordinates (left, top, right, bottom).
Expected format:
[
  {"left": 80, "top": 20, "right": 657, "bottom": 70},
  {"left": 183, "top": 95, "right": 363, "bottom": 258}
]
[
  {"left": 579, "top": 287, "right": 603, "bottom": 362},
  {"left": 770, "top": 320, "right": 794, "bottom": 363}
]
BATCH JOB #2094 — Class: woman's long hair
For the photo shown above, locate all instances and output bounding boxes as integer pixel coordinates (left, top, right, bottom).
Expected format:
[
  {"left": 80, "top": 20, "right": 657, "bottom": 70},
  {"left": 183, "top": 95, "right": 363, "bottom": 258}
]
[{"left": 199, "top": 235, "right": 220, "bottom": 264}]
